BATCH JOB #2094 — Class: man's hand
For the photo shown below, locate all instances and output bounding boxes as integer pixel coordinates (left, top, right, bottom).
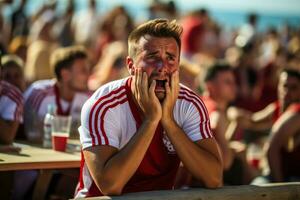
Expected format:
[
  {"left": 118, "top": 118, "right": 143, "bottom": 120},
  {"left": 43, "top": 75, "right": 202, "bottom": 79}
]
[
  {"left": 133, "top": 68, "right": 162, "bottom": 122},
  {"left": 161, "top": 71, "right": 179, "bottom": 125}
]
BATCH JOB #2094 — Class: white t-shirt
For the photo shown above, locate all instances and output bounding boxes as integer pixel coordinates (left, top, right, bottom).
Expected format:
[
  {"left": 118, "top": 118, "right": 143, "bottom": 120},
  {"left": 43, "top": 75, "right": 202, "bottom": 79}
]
[
  {"left": 76, "top": 77, "right": 213, "bottom": 197},
  {"left": 80, "top": 77, "right": 212, "bottom": 150},
  {"left": 0, "top": 80, "right": 23, "bottom": 123}
]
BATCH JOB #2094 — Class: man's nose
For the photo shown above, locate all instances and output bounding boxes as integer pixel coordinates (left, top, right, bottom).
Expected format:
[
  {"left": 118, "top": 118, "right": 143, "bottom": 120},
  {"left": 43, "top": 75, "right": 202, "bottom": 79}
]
[{"left": 155, "top": 60, "right": 167, "bottom": 72}]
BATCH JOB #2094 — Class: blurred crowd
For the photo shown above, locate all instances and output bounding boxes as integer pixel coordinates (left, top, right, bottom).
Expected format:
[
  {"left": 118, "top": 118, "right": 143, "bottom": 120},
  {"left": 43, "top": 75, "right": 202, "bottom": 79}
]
[{"left": 1, "top": 0, "right": 300, "bottom": 199}]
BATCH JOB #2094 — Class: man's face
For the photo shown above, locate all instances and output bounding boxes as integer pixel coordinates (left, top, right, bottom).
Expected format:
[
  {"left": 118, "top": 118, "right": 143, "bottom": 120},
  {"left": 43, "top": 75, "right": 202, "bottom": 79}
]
[
  {"left": 130, "top": 35, "right": 180, "bottom": 100},
  {"left": 211, "top": 70, "right": 237, "bottom": 102},
  {"left": 68, "top": 58, "right": 90, "bottom": 92},
  {"left": 278, "top": 72, "right": 300, "bottom": 110},
  {"left": 1, "top": 66, "right": 25, "bottom": 91}
]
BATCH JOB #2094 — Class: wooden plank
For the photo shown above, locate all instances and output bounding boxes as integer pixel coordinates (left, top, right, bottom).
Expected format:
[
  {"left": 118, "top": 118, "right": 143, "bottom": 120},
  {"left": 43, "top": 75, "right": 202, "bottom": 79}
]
[
  {"left": 0, "top": 143, "right": 80, "bottom": 171},
  {"left": 76, "top": 182, "right": 300, "bottom": 200}
]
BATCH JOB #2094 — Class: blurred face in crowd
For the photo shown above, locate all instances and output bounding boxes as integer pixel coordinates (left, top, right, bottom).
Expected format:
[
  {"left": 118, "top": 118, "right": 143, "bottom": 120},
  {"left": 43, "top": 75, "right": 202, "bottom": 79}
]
[
  {"left": 278, "top": 71, "right": 300, "bottom": 110},
  {"left": 1, "top": 65, "right": 25, "bottom": 91},
  {"left": 208, "top": 70, "right": 237, "bottom": 103},
  {"left": 127, "top": 35, "right": 180, "bottom": 100},
  {"left": 64, "top": 58, "right": 90, "bottom": 92}
]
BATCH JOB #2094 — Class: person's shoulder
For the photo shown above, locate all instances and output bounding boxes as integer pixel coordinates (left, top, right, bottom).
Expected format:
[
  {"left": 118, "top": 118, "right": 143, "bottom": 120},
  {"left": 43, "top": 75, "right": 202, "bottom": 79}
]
[
  {"left": 178, "top": 83, "right": 203, "bottom": 103},
  {"left": 0, "top": 80, "right": 23, "bottom": 101},
  {"left": 24, "top": 79, "right": 55, "bottom": 100},
  {"left": 29, "top": 79, "right": 55, "bottom": 90},
  {"left": 91, "top": 77, "right": 129, "bottom": 101}
]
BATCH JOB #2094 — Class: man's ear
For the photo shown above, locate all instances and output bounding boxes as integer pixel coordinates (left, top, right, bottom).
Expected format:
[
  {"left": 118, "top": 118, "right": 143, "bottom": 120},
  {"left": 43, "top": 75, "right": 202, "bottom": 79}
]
[{"left": 126, "top": 56, "right": 135, "bottom": 75}]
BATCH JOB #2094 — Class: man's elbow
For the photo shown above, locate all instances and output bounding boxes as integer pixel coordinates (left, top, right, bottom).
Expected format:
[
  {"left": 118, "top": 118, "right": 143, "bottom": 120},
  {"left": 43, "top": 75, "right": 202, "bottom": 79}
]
[
  {"left": 98, "top": 181, "right": 123, "bottom": 196},
  {"left": 204, "top": 173, "right": 223, "bottom": 189}
]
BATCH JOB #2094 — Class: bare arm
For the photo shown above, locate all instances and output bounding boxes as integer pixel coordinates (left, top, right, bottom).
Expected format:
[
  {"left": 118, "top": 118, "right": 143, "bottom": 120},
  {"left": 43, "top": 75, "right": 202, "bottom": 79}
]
[
  {"left": 161, "top": 71, "right": 222, "bottom": 188},
  {"left": 0, "top": 118, "right": 19, "bottom": 145},
  {"left": 84, "top": 119, "right": 159, "bottom": 195},
  {"left": 227, "top": 104, "right": 275, "bottom": 131},
  {"left": 211, "top": 111, "right": 235, "bottom": 170},
  {"left": 84, "top": 69, "right": 162, "bottom": 195},
  {"left": 267, "top": 110, "right": 300, "bottom": 182}
]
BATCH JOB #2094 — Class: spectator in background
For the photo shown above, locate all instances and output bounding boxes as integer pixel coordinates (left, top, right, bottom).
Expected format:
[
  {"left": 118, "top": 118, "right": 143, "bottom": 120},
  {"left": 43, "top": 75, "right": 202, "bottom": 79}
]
[
  {"left": 88, "top": 41, "right": 128, "bottom": 91},
  {"left": 9, "top": 0, "right": 29, "bottom": 40},
  {"left": 0, "top": 54, "right": 23, "bottom": 149},
  {"left": 201, "top": 62, "right": 256, "bottom": 185},
  {"left": 72, "top": 0, "right": 99, "bottom": 47},
  {"left": 8, "top": 36, "right": 28, "bottom": 63},
  {"left": 267, "top": 102, "right": 300, "bottom": 182},
  {"left": 53, "top": 0, "right": 75, "bottom": 47},
  {"left": 24, "top": 45, "right": 90, "bottom": 143},
  {"left": 1, "top": 54, "right": 25, "bottom": 91},
  {"left": 25, "top": 16, "right": 58, "bottom": 83}
]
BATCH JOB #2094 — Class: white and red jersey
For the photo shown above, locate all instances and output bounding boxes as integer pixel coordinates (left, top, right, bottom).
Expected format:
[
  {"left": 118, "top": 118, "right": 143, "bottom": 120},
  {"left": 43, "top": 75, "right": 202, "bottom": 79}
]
[
  {"left": 0, "top": 80, "right": 23, "bottom": 123},
  {"left": 24, "top": 79, "right": 90, "bottom": 140},
  {"left": 76, "top": 77, "right": 213, "bottom": 198}
]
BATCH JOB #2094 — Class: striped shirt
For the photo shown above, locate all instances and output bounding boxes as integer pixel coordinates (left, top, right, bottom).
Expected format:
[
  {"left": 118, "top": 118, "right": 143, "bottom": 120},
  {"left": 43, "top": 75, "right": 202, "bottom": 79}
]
[
  {"left": 24, "top": 79, "right": 90, "bottom": 141},
  {"left": 76, "top": 77, "right": 213, "bottom": 197},
  {"left": 0, "top": 80, "right": 23, "bottom": 123}
]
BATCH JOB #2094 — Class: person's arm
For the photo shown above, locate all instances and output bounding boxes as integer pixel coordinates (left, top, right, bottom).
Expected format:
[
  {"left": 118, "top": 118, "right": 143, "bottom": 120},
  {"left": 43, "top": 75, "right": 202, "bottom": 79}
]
[
  {"left": 211, "top": 111, "right": 235, "bottom": 170},
  {"left": 267, "top": 110, "right": 300, "bottom": 182},
  {"left": 227, "top": 103, "right": 275, "bottom": 131},
  {"left": 161, "top": 71, "right": 222, "bottom": 188},
  {"left": 84, "top": 69, "right": 162, "bottom": 195},
  {"left": 0, "top": 119, "right": 19, "bottom": 144}
]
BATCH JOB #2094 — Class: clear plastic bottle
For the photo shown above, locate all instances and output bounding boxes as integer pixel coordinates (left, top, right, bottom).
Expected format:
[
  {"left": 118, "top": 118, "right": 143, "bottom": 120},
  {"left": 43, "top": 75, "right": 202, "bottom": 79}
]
[{"left": 43, "top": 104, "right": 56, "bottom": 148}]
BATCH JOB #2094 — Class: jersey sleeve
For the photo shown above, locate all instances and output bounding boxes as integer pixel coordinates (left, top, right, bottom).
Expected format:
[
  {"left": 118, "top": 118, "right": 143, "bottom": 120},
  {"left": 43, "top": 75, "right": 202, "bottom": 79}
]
[
  {"left": 177, "top": 95, "right": 213, "bottom": 142},
  {"left": 0, "top": 95, "right": 23, "bottom": 123},
  {"left": 79, "top": 98, "right": 121, "bottom": 150}
]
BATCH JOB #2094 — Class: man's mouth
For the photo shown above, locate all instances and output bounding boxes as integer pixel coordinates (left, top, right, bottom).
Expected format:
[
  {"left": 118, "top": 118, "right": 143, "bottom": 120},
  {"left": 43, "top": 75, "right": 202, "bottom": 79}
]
[{"left": 155, "top": 79, "right": 167, "bottom": 92}]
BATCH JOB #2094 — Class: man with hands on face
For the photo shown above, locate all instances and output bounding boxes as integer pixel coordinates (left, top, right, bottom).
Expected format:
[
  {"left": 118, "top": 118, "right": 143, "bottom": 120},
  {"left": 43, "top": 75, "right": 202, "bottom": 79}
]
[{"left": 75, "top": 19, "right": 222, "bottom": 198}]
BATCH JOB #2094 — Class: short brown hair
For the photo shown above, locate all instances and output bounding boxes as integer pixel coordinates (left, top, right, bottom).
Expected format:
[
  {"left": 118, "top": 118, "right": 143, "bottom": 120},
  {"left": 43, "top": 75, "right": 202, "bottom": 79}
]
[
  {"left": 51, "top": 46, "right": 87, "bottom": 80},
  {"left": 1, "top": 54, "right": 24, "bottom": 70},
  {"left": 128, "top": 18, "right": 183, "bottom": 59}
]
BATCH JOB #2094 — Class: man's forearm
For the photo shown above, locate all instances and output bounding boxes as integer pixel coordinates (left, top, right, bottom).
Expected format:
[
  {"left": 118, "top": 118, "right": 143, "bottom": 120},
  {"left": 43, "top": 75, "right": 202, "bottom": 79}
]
[
  {"left": 96, "top": 119, "right": 159, "bottom": 194},
  {"left": 162, "top": 119, "right": 223, "bottom": 188}
]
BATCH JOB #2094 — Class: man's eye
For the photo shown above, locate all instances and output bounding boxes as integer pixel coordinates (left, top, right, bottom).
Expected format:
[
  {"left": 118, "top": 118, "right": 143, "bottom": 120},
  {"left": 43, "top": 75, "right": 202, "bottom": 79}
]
[{"left": 167, "top": 56, "right": 175, "bottom": 61}]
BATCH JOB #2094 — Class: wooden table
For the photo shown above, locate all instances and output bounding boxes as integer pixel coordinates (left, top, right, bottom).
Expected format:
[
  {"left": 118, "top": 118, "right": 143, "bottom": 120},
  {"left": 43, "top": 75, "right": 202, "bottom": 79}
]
[{"left": 0, "top": 141, "right": 81, "bottom": 199}]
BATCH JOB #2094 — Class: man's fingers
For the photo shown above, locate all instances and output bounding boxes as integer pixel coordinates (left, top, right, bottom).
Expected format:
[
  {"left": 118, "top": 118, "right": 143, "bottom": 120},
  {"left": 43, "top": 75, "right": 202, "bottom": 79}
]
[
  {"left": 141, "top": 72, "right": 149, "bottom": 98},
  {"left": 149, "top": 80, "right": 156, "bottom": 97}
]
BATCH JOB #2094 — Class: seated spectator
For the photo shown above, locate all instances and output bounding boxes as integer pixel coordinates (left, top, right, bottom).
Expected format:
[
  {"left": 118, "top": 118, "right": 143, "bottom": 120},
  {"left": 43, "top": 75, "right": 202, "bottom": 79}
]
[
  {"left": 0, "top": 57, "right": 23, "bottom": 149},
  {"left": 75, "top": 19, "right": 222, "bottom": 198},
  {"left": 1, "top": 54, "right": 25, "bottom": 91},
  {"left": 267, "top": 80, "right": 300, "bottom": 182},
  {"left": 24, "top": 45, "right": 90, "bottom": 143},
  {"left": 201, "top": 62, "right": 256, "bottom": 185}
]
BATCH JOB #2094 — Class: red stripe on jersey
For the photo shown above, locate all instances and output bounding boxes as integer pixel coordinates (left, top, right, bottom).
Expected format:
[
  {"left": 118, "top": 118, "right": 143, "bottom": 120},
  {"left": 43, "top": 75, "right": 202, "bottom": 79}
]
[
  {"left": 178, "top": 95, "right": 207, "bottom": 139},
  {"left": 180, "top": 87, "right": 212, "bottom": 137},
  {"left": 77, "top": 151, "right": 85, "bottom": 194},
  {"left": 34, "top": 88, "right": 54, "bottom": 112},
  {"left": 94, "top": 92, "right": 126, "bottom": 145},
  {"left": 89, "top": 86, "right": 126, "bottom": 146},
  {"left": 2, "top": 87, "right": 23, "bottom": 107},
  {"left": 100, "top": 96, "right": 128, "bottom": 145},
  {"left": 178, "top": 91, "right": 212, "bottom": 138},
  {"left": 5, "top": 92, "right": 23, "bottom": 121},
  {"left": 180, "top": 86, "right": 211, "bottom": 120}
]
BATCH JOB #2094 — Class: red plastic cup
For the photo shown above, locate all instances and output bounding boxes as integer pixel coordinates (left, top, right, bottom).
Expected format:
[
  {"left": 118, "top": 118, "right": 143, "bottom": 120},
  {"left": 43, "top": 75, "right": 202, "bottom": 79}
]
[
  {"left": 52, "top": 133, "right": 68, "bottom": 152},
  {"left": 51, "top": 116, "right": 71, "bottom": 152}
]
